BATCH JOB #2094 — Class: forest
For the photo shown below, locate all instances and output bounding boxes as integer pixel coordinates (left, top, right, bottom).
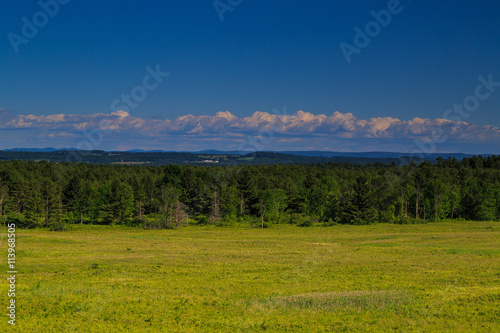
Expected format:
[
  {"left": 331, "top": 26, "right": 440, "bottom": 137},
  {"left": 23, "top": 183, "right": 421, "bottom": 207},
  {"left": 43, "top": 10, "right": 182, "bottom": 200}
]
[{"left": 0, "top": 155, "right": 499, "bottom": 230}]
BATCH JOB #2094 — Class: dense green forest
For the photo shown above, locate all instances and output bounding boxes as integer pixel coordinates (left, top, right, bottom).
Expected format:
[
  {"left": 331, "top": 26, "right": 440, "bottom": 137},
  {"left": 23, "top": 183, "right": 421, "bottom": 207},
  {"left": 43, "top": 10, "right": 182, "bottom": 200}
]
[{"left": 1, "top": 155, "right": 499, "bottom": 230}]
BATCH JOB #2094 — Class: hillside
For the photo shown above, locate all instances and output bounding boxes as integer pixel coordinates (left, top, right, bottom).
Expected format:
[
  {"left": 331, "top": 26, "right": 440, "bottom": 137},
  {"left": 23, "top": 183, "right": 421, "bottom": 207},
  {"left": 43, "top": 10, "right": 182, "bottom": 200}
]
[{"left": 0, "top": 150, "right": 436, "bottom": 166}]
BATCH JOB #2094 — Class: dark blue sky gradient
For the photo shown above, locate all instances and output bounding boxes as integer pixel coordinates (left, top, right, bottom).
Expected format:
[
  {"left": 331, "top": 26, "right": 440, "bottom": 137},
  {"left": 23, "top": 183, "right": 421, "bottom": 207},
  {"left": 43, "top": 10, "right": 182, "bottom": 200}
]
[{"left": 1, "top": 0, "right": 500, "bottom": 151}]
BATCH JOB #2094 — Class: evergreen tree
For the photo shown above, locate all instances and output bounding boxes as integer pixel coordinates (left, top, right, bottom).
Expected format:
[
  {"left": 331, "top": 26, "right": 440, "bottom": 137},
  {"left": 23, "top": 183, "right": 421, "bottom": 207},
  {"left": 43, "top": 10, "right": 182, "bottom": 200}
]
[
  {"left": 25, "top": 181, "right": 43, "bottom": 227},
  {"left": 41, "top": 179, "right": 63, "bottom": 227},
  {"left": 342, "top": 176, "right": 376, "bottom": 224},
  {"left": 98, "top": 182, "right": 114, "bottom": 224},
  {"left": 221, "top": 185, "right": 239, "bottom": 218},
  {"left": 86, "top": 185, "right": 100, "bottom": 224},
  {"left": 111, "top": 180, "right": 135, "bottom": 223},
  {"left": 63, "top": 175, "right": 86, "bottom": 223}
]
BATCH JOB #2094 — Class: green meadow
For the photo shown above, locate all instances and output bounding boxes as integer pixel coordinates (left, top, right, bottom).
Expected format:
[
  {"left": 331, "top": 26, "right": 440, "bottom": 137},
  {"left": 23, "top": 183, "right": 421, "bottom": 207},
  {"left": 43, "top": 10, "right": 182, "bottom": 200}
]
[{"left": 1, "top": 221, "right": 499, "bottom": 332}]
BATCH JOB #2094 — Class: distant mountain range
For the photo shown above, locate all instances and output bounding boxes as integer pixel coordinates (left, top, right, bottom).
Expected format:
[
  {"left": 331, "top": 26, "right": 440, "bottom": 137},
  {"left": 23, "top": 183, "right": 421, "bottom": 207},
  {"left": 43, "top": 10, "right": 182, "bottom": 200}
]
[
  {"left": 1, "top": 148, "right": 490, "bottom": 161},
  {"left": 3, "top": 147, "right": 77, "bottom": 152}
]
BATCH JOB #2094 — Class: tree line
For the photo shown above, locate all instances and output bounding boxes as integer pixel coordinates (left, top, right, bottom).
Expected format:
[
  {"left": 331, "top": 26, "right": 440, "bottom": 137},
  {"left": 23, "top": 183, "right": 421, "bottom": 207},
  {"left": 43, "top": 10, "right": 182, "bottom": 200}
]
[{"left": 0, "top": 155, "right": 499, "bottom": 229}]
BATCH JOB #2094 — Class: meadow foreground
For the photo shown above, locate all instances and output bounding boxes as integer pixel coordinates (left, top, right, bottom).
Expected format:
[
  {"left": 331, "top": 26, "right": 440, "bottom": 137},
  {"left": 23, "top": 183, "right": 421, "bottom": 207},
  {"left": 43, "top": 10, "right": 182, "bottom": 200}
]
[{"left": 1, "top": 222, "right": 499, "bottom": 332}]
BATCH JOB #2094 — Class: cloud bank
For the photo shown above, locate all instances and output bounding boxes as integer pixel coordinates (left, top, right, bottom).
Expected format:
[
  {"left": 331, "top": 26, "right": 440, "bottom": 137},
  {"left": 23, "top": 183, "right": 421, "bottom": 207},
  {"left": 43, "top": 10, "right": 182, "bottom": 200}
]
[{"left": 0, "top": 109, "right": 499, "bottom": 153}]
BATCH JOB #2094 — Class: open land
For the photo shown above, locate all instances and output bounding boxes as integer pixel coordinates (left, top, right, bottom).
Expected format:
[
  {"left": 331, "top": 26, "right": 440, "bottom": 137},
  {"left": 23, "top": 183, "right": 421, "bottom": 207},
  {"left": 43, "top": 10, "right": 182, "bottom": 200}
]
[{"left": 1, "top": 221, "right": 499, "bottom": 332}]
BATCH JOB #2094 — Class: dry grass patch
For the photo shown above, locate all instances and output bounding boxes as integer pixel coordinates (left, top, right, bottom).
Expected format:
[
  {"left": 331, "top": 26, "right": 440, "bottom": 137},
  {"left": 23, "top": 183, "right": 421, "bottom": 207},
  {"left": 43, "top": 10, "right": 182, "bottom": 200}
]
[{"left": 241, "top": 290, "right": 413, "bottom": 312}]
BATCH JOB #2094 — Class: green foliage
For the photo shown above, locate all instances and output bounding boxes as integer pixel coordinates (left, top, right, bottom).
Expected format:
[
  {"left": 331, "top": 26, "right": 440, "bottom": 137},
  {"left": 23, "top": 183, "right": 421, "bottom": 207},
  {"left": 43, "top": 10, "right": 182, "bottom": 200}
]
[
  {"left": 259, "top": 188, "right": 287, "bottom": 226},
  {"left": 0, "top": 154, "right": 500, "bottom": 229},
  {"left": 341, "top": 176, "right": 377, "bottom": 224},
  {"left": 25, "top": 181, "right": 43, "bottom": 227},
  {"left": 297, "top": 219, "right": 314, "bottom": 227},
  {"left": 63, "top": 175, "right": 86, "bottom": 223},
  {"left": 380, "top": 204, "right": 397, "bottom": 224},
  {"left": 50, "top": 220, "right": 68, "bottom": 231},
  {"left": 194, "top": 214, "right": 209, "bottom": 225},
  {"left": 286, "top": 213, "right": 311, "bottom": 226},
  {"left": 6, "top": 212, "right": 24, "bottom": 227},
  {"left": 221, "top": 185, "right": 240, "bottom": 217},
  {"left": 305, "top": 176, "right": 339, "bottom": 222}
]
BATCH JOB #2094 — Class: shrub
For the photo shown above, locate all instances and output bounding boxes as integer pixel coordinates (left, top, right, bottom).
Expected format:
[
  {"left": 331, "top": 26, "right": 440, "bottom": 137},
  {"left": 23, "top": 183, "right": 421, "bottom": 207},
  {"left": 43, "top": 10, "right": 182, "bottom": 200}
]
[
  {"left": 7, "top": 213, "right": 36, "bottom": 229},
  {"left": 50, "top": 221, "right": 68, "bottom": 232},
  {"left": 195, "top": 215, "right": 209, "bottom": 225},
  {"left": 288, "top": 213, "right": 310, "bottom": 226},
  {"left": 297, "top": 219, "right": 313, "bottom": 227},
  {"left": 323, "top": 218, "right": 338, "bottom": 226}
]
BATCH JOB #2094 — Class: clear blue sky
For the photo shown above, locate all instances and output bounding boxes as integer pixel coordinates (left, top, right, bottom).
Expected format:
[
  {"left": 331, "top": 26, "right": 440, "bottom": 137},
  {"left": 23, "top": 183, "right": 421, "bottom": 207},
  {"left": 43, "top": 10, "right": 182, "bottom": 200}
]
[{"left": 1, "top": 0, "right": 500, "bottom": 153}]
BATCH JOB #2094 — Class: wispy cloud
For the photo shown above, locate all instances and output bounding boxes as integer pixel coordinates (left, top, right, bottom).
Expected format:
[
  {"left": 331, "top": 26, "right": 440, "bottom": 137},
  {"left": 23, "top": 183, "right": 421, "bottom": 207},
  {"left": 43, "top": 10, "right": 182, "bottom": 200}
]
[{"left": 0, "top": 109, "right": 499, "bottom": 152}]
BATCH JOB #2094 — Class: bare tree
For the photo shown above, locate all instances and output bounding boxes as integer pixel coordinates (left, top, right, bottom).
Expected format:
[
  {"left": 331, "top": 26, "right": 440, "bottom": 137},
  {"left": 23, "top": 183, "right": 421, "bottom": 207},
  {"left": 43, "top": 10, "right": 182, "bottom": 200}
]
[
  {"left": 259, "top": 197, "right": 265, "bottom": 229},
  {"left": 160, "top": 185, "right": 177, "bottom": 228},
  {"left": 211, "top": 191, "right": 220, "bottom": 224},
  {"left": 174, "top": 200, "right": 188, "bottom": 229},
  {"left": 137, "top": 200, "right": 143, "bottom": 221},
  {"left": 240, "top": 193, "right": 245, "bottom": 216},
  {"left": 0, "top": 185, "right": 8, "bottom": 226}
]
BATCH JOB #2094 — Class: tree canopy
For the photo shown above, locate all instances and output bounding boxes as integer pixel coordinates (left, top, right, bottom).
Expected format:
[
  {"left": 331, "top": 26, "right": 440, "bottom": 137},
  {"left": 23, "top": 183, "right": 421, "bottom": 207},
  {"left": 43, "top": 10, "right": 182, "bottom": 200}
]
[{"left": 1, "top": 155, "right": 500, "bottom": 229}]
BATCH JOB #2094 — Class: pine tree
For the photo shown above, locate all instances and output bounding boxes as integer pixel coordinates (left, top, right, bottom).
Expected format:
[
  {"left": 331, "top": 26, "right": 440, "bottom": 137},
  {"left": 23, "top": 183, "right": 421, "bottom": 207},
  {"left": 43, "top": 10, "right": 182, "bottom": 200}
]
[
  {"left": 25, "top": 181, "right": 43, "bottom": 227},
  {"left": 86, "top": 185, "right": 100, "bottom": 224},
  {"left": 130, "top": 176, "right": 146, "bottom": 221},
  {"left": 63, "top": 175, "right": 86, "bottom": 224},
  {"left": 111, "top": 180, "right": 135, "bottom": 224},
  {"left": 41, "top": 179, "right": 63, "bottom": 227},
  {"left": 342, "top": 176, "right": 376, "bottom": 224}
]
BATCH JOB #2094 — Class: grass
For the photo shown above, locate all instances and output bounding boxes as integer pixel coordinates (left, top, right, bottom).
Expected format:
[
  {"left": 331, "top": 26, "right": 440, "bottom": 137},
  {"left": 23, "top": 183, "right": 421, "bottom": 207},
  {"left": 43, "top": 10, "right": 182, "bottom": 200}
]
[
  {"left": 239, "top": 290, "right": 413, "bottom": 312},
  {"left": 0, "top": 221, "right": 499, "bottom": 332}
]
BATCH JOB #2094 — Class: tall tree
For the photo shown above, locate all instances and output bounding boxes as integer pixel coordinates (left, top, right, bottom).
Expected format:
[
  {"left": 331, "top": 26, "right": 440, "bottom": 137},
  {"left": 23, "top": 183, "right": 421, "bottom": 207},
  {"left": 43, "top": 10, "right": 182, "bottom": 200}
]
[
  {"left": 0, "top": 183, "right": 8, "bottom": 225},
  {"left": 25, "top": 181, "right": 43, "bottom": 227},
  {"left": 63, "top": 175, "right": 86, "bottom": 224},
  {"left": 342, "top": 176, "right": 376, "bottom": 224},
  {"left": 426, "top": 178, "right": 449, "bottom": 222},
  {"left": 111, "top": 180, "right": 135, "bottom": 223},
  {"left": 130, "top": 175, "right": 146, "bottom": 221},
  {"left": 210, "top": 191, "right": 221, "bottom": 224},
  {"left": 41, "top": 179, "right": 62, "bottom": 227},
  {"left": 159, "top": 184, "right": 179, "bottom": 228},
  {"left": 259, "top": 188, "right": 287, "bottom": 227},
  {"left": 221, "top": 185, "right": 239, "bottom": 218},
  {"left": 305, "top": 176, "right": 339, "bottom": 222}
]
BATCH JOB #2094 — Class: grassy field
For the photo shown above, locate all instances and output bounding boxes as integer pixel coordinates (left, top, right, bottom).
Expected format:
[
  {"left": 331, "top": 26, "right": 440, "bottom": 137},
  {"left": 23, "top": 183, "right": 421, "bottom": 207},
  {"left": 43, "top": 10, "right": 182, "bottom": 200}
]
[{"left": 1, "top": 222, "right": 499, "bottom": 332}]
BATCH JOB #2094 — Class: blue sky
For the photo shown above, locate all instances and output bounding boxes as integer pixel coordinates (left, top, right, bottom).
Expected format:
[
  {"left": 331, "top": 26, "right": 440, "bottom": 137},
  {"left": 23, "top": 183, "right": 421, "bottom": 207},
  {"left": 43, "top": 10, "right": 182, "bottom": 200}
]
[{"left": 1, "top": 0, "right": 500, "bottom": 153}]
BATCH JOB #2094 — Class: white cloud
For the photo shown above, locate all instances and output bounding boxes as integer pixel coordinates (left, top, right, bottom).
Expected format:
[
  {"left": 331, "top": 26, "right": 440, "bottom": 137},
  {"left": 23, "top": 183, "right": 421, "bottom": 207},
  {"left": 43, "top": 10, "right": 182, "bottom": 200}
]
[{"left": 1, "top": 110, "right": 499, "bottom": 152}]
